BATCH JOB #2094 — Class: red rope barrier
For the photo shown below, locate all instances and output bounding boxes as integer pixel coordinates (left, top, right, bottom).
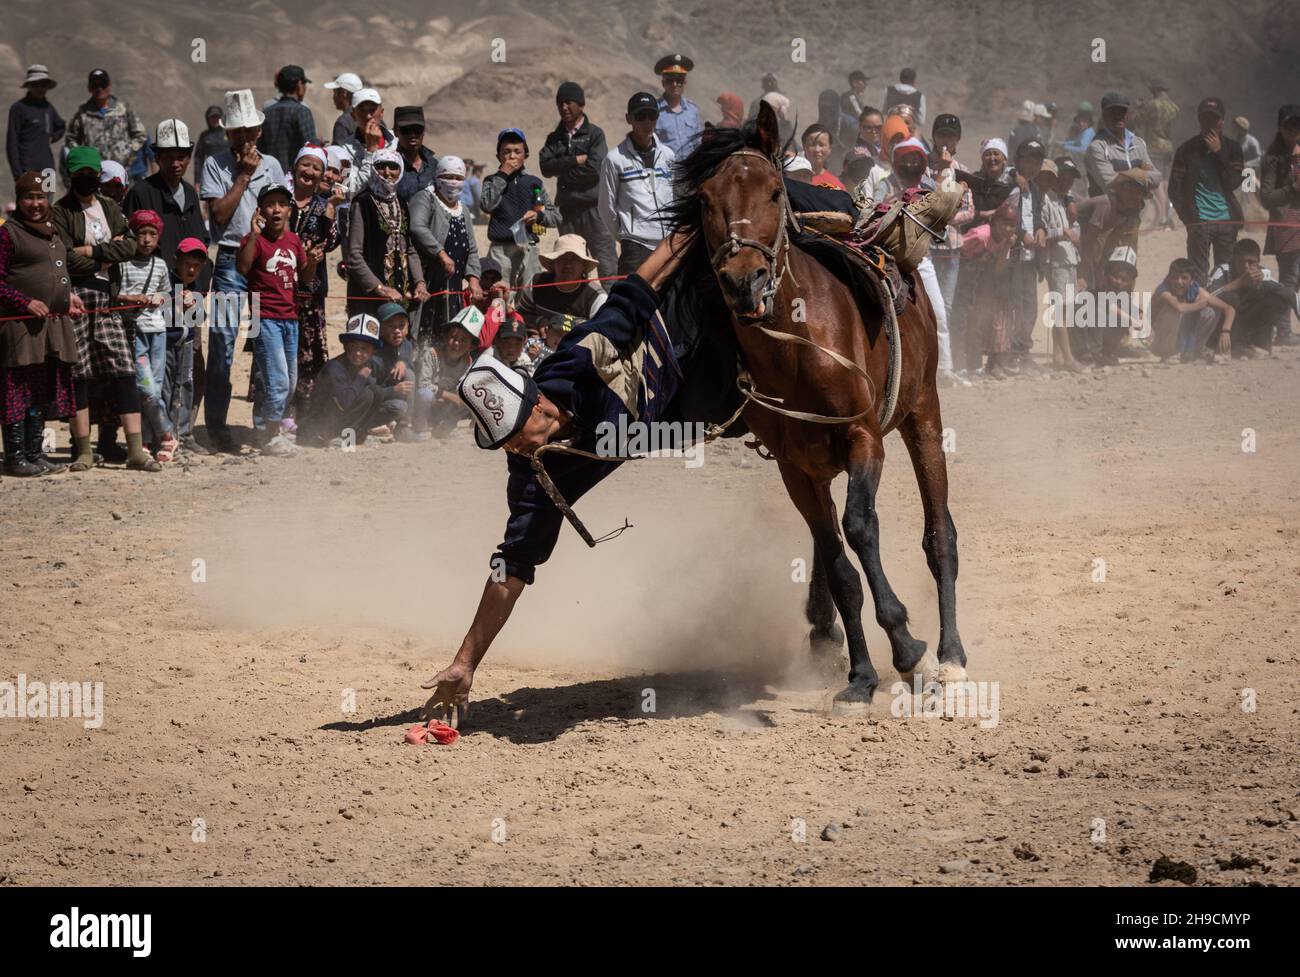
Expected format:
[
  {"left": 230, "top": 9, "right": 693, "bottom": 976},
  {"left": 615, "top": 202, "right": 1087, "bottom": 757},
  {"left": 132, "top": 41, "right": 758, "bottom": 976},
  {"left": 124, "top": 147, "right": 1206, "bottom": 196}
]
[{"left": 0, "top": 273, "right": 633, "bottom": 322}]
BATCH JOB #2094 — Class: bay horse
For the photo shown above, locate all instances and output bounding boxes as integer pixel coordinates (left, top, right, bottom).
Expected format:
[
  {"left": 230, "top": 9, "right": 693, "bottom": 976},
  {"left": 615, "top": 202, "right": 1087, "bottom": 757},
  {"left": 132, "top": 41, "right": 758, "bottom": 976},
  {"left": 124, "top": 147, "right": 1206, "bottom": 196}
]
[{"left": 668, "top": 103, "right": 968, "bottom": 709}]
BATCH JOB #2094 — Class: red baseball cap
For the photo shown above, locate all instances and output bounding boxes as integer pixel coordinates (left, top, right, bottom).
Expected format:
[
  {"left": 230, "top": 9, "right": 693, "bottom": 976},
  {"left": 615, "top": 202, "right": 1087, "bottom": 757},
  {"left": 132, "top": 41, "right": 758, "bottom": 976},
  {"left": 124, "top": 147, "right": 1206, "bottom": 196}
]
[{"left": 175, "top": 237, "right": 210, "bottom": 260}]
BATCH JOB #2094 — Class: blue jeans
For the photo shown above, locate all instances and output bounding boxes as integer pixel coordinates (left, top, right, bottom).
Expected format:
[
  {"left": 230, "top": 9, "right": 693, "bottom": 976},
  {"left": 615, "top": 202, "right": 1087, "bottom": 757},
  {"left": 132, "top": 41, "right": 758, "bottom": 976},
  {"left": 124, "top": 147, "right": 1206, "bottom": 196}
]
[
  {"left": 162, "top": 331, "right": 195, "bottom": 438},
  {"left": 133, "top": 329, "right": 173, "bottom": 443},
  {"left": 254, "top": 318, "right": 298, "bottom": 424},
  {"left": 205, "top": 248, "right": 245, "bottom": 437}
]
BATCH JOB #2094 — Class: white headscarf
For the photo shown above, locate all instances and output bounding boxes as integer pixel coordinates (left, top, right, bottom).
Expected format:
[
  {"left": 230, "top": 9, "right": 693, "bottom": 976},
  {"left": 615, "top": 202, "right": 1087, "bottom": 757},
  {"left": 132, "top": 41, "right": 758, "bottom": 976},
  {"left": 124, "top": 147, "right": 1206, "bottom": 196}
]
[
  {"left": 435, "top": 155, "right": 466, "bottom": 205},
  {"left": 367, "top": 147, "right": 404, "bottom": 200},
  {"left": 295, "top": 146, "right": 328, "bottom": 169},
  {"left": 980, "top": 137, "right": 1009, "bottom": 159},
  {"left": 325, "top": 144, "right": 353, "bottom": 170}
]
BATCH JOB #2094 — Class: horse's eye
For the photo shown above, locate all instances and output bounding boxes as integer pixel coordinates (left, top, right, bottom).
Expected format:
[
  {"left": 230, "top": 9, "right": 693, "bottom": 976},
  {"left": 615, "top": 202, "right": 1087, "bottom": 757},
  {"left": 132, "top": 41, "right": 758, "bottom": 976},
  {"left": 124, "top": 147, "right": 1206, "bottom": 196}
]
[{"left": 770, "top": 187, "right": 781, "bottom": 202}]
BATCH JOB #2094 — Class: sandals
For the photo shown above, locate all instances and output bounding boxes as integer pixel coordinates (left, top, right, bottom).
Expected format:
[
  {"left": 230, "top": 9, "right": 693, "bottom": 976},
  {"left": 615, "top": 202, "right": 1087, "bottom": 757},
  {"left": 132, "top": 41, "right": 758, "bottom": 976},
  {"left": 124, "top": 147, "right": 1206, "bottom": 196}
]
[
  {"left": 126, "top": 452, "right": 162, "bottom": 473},
  {"left": 155, "top": 437, "right": 180, "bottom": 464}
]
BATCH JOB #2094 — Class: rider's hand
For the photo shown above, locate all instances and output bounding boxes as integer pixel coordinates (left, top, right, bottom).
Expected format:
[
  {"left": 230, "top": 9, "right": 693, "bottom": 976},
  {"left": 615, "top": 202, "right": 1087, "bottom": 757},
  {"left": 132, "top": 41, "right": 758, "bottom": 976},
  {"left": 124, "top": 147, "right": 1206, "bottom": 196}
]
[{"left": 421, "top": 660, "right": 474, "bottom": 729}]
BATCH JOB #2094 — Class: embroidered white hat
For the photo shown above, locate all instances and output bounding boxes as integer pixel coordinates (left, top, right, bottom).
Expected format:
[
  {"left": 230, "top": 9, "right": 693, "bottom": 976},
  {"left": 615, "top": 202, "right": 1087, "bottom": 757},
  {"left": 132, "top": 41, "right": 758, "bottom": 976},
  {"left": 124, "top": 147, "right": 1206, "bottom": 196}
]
[
  {"left": 154, "top": 118, "right": 193, "bottom": 150},
  {"left": 351, "top": 87, "right": 382, "bottom": 108},
  {"left": 1105, "top": 246, "right": 1138, "bottom": 271},
  {"left": 448, "top": 304, "right": 486, "bottom": 342},
  {"left": 222, "top": 88, "right": 265, "bottom": 129},
  {"left": 338, "top": 313, "right": 382, "bottom": 348},
  {"left": 324, "top": 72, "right": 363, "bottom": 93},
  {"left": 458, "top": 351, "right": 540, "bottom": 449}
]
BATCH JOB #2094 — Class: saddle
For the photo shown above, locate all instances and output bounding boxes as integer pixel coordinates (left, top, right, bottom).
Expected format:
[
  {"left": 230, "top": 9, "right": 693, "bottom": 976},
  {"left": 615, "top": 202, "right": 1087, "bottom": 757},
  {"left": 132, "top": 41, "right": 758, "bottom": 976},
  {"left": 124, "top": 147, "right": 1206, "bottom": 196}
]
[
  {"left": 796, "top": 185, "right": 964, "bottom": 309},
  {"left": 793, "top": 216, "right": 911, "bottom": 319}
]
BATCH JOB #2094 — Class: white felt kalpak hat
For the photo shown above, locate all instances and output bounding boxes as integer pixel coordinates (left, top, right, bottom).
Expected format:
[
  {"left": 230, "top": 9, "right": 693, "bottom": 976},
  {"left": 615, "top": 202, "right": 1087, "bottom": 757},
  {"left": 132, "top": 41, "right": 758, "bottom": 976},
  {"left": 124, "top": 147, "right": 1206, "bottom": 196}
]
[
  {"left": 1105, "top": 245, "right": 1138, "bottom": 272},
  {"left": 338, "top": 313, "right": 382, "bottom": 348},
  {"left": 448, "top": 304, "right": 485, "bottom": 342},
  {"left": 458, "top": 351, "right": 540, "bottom": 450},
  {"left": 155, "top": 118, "right": 193, "bottom": 150},
  {"left": 223, "top": 88, "right": 264, "bottom": 129}
]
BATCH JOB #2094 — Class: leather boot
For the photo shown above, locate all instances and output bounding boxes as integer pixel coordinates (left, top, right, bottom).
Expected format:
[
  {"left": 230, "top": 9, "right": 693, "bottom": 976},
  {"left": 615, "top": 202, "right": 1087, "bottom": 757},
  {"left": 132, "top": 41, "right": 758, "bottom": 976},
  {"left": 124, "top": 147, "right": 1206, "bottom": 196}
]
[
  {"left": 25, "top": 410, "right": 64, "bottom": 473},
  {"left": 3, "top": 422, "right": 46, "bottom": 477}
]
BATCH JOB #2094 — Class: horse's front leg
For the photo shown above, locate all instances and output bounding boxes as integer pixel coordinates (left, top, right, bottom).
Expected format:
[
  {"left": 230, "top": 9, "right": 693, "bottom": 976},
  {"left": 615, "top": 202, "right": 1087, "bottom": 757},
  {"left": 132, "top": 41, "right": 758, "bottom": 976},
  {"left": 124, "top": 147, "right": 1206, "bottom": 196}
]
[
  {"left": 899, "top": 399, "right": 968, "bottom": 683},
  {"left": 776, "top": 459, "right": 878, "bottom": 711}
]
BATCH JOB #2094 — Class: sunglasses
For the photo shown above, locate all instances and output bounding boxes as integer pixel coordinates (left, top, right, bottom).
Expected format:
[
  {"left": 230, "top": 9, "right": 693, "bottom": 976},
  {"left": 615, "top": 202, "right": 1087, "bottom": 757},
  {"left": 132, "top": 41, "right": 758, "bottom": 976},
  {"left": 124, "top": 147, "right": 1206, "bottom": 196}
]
[
  {"left": 633, "top": 110, "right": 659, "bottom": 122},
  {"left": 662, "top": 76, "right": 685, "bottom": 85},
  {"left": 398, "top": 126, "right": 425, "bottom": 135},
  {"left": 89, "top": 82, "right": 109, "bottom": 91}
]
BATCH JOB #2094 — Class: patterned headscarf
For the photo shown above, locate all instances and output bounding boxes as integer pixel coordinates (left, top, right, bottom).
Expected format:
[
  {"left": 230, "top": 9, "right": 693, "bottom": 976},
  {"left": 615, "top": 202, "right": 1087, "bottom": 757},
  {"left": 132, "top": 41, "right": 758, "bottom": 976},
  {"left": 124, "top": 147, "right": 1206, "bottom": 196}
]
[{"left": 367, "top": 147, "right": 404, "bottom": 200}]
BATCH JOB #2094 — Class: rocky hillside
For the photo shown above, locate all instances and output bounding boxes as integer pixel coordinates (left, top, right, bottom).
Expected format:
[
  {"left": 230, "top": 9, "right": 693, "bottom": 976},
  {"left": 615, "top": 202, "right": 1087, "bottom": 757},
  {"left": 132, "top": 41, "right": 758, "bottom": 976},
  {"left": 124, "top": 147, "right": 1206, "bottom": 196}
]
[{"left": 3, "top": 0, "right": 1297, "bottom": 194}]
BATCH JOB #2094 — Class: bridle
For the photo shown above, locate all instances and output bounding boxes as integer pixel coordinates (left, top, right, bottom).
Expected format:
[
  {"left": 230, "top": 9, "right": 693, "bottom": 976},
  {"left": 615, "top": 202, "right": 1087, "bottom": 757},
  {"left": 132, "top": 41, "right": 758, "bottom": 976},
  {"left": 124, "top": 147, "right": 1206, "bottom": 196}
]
[{"left": 707, "top": 149, "right": 798, "bottom": 310}]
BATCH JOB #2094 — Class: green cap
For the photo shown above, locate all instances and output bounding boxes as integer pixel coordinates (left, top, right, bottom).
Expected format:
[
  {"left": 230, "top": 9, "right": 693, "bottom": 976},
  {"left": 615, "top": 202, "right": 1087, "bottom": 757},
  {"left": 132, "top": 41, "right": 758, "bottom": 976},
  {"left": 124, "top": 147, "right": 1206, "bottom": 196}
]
[
  {"left": 66, "top": 145, "right": 102, "bottom": 174},
  {"left": 376, "top": 301, "right": 408, "bottom": 322}
]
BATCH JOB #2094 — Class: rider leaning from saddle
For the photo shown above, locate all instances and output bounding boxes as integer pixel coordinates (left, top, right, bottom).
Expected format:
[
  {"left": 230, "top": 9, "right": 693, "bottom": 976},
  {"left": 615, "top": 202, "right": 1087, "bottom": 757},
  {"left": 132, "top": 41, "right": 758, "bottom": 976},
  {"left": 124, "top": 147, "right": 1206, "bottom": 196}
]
[
  {"left": 419, "top": 148, "right": 864, "bottom": 727},
  {"left": 420, "top": 232, "right": 689, "bottom": 725}
]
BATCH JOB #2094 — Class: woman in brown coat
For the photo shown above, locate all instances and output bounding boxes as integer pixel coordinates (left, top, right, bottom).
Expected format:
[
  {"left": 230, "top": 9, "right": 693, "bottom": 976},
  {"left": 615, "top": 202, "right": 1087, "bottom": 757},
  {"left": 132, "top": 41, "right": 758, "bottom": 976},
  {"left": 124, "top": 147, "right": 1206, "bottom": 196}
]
[{"left": 0, "top": 172, "right": 83, "bottom": 476}]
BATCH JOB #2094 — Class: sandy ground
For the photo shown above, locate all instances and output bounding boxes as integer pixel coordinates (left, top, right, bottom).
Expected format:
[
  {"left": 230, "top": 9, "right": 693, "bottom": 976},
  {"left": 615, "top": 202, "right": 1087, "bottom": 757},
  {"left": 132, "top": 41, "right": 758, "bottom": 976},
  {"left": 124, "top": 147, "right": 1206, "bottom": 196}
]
[{"left": 1, "top": 226, "right": 1298, "bottom": 886}]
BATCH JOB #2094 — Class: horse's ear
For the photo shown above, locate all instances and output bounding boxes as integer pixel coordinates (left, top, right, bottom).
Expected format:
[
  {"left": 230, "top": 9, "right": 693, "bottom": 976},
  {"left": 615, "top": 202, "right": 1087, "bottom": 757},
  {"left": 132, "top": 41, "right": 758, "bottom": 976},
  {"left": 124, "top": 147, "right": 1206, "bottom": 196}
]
[{"left": 754, "top": 100, "right": 780, "bottom": 159}]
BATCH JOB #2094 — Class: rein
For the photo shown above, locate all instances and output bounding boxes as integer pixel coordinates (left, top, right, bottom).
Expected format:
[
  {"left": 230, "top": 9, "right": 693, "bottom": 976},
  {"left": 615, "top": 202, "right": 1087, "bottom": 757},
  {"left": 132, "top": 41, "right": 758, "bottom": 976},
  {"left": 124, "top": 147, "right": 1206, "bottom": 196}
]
[
  {"left": 708, "top": 150, "right": 798, "bottom": 305},
  {"left": 708, "top": 148, "right": 890, "bottom": 433}
]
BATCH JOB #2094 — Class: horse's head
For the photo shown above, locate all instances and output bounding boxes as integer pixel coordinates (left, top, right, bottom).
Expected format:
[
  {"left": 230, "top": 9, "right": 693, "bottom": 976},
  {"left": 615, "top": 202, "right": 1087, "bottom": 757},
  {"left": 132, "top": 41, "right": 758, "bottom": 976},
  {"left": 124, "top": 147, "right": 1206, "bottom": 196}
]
[{"left": 698, "top": 102, "right": 790, "bottom": 322}]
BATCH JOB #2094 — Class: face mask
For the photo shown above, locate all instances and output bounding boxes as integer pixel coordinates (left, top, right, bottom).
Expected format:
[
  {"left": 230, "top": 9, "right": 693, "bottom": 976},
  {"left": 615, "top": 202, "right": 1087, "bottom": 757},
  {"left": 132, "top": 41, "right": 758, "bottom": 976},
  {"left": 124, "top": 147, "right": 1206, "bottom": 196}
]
[
  {"left": 436, "top": 176, "right": 464, "bottom": 201},
  {"left": 72, "top": 172, "right": 100, "bottom": 195}
]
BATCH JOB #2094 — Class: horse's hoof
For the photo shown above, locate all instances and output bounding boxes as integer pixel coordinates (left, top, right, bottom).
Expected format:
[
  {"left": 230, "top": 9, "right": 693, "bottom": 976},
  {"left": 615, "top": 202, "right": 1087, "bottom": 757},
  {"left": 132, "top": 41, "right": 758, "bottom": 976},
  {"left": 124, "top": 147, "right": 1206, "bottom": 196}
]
[
  {"left": 806, "top": 625, "right": 846, "bottom": 673},
  {"left": 898, "top": 649, "right": 938, "bottom": 685},
  {"left": 809, "top": 622, "right": 844, "bottom": 651},
  {"left": 935, "top": 660, "right": 968, "bottom": 684},
  {"left": 831, "top": 680, "right": 875, "bottom": 715}
]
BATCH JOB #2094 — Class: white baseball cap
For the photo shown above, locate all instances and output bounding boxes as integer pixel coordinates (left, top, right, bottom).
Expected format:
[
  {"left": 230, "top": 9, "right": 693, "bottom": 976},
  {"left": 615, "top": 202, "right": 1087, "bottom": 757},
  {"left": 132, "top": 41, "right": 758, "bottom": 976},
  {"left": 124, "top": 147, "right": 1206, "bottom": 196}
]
[
  {"left": 154, "top": 118, "right": 193, "bottom": 150},
  {"left": 783, "top": 155, "right": 812, "bottom": 174},
  {"left": 351, "top": 87, "right": 381, "bottom": 108},
  {"left": 324, "top": 72, "right": 363, "bottom": 93},
  {"left": 99, "top": 160, "right": 128, "bottom": 186}
]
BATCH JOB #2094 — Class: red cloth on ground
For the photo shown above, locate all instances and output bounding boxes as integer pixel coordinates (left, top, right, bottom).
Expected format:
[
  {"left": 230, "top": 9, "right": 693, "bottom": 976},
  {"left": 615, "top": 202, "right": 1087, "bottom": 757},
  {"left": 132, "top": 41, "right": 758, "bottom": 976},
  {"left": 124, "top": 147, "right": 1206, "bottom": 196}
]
[{"left": 403, "top": 720, "right": 460, "bottom": 745}]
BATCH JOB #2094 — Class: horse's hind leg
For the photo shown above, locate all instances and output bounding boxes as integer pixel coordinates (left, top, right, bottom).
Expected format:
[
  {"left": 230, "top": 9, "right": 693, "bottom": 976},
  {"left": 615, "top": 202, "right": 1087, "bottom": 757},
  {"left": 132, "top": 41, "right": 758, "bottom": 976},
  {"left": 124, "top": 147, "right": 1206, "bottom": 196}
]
[
  {"left": 841, "top": 427, "right": 929, "bottom": 679},
  {"left": 777, "top": 460, "right": 878, "bottom": 709},
  {"left": 805, "top": 545, "right": 845, "bottom": 665},
  {"left": 899, "top": 396, "right": 968, "bottom": 683}
]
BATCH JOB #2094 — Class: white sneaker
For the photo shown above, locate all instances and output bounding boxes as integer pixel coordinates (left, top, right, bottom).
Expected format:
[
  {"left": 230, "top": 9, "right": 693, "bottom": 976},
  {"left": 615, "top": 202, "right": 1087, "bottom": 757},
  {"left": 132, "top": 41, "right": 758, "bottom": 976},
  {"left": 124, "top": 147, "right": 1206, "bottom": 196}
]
[{"left": 939, "top": 369, "right": 972, "bottom": 388}]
